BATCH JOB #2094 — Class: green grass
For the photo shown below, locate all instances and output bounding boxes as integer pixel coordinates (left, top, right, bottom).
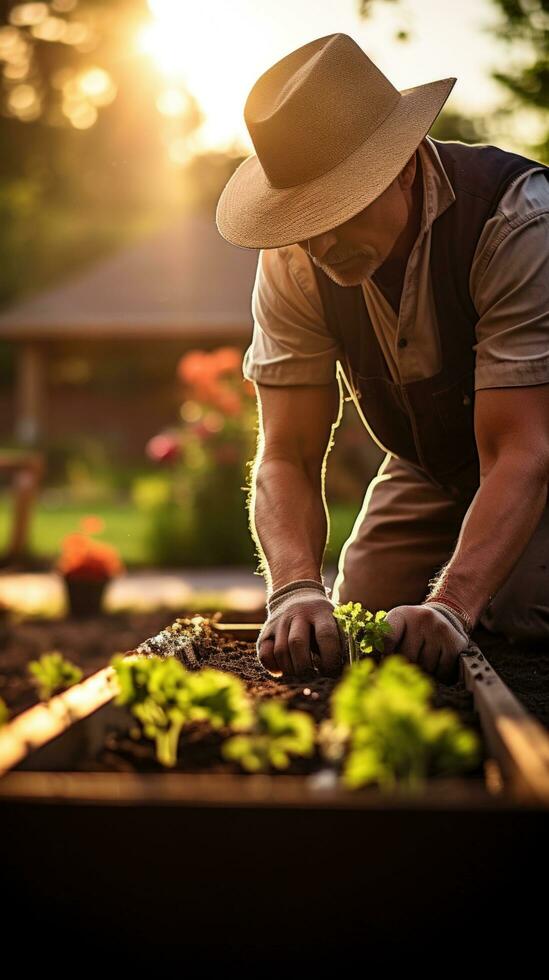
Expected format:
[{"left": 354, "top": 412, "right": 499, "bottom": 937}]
[{"left": 0, "top": 495, "right": 359, "bottom": 568}]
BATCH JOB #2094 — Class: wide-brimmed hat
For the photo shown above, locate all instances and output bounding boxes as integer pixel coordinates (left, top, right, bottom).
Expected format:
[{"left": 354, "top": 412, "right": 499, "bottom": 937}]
[{"left": 216, "top": 33, "right": 456, "bottom": 249}]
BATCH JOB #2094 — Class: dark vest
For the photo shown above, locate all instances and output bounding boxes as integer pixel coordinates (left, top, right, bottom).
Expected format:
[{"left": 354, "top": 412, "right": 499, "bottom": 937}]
[{"left": 312, "top": 139, "right": 549, "bottom": 499}]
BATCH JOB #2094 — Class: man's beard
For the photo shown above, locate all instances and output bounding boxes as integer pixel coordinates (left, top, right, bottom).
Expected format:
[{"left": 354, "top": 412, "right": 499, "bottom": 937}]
[{"left": 312, "top": 252, "right": 378, "bottom": 285}]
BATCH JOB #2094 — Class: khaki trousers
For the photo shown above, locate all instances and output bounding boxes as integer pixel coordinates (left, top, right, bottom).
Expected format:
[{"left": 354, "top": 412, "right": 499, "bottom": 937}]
[{"left": 331, "top": 452, "right": 549, "bottom": 642}]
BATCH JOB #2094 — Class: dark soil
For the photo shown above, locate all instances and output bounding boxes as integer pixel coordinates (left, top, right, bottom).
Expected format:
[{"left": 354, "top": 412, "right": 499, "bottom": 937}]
[{"left": 0, "top": 608, "right": 190, "bottom": 716}]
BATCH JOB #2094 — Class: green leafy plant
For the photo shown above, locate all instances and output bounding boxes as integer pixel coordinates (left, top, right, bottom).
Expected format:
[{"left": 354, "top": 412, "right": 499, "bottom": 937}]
[
  {"left": 28, "top": 652, "right": 83, "bottom": 700},
  {"left": 222, "top": 700, "right": 315, "bottom": 773},
  {"left": 321, "top": 655, "right": 480, "bottom": 790},
  {"left": 111, "top": 655, "right": 252, "bottom": 768},
  {"left": 0, "top": 697, "right": 9, "bottom": 727},
  {"left": 333, "top": 602, "right": 393, "bottom": 664}
]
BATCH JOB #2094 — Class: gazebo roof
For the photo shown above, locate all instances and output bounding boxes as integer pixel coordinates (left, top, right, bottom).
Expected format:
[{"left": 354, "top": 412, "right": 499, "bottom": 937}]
[{"left": 0, "top": 210, "right": 259, "bottom": 341}]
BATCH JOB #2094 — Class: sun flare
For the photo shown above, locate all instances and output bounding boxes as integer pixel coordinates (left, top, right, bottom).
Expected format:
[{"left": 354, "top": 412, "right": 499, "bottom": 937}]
[{"left": 136, "top": 0, "right": 267, "bottom": 153}]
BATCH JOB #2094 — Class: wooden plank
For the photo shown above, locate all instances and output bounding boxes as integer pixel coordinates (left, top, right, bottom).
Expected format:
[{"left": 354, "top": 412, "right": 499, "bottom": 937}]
[
  {"left": 211, "top": 622, "right": 262, "bottom": 640},
  {"left": 0, "top": 769, "right": 496, "bottom": 810},
  {"left": 0, "top": 666, "right": 116, "bottom": 777},
  {"left": 460, "top": 641, "right": 549, "bottom": 805}
]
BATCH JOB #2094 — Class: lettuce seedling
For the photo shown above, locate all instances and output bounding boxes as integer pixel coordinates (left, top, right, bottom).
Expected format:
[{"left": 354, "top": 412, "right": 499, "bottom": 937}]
[
  {"left": 333, "top": 602, "right": 392, "bottom": 664},
  {"left": 112, "top": 655, "right": 189, "bottom": 768},
  {"left": 111, "top": 654, "right": 252, "bottom": 768},
  {"left": 27, "top": 651, "right": 83, "bottom": 701},
  {"left": 183, "top": 668, "right": 253, "bottom": 730},
  {"left": 327, "top": 655, "right": 480, "bottom": 790},
  {"left": 222, "top": 700, "right": 315, "bottom": 773},
  {"left": 0, "top": 697, "right": 9, "bottom": 727}
]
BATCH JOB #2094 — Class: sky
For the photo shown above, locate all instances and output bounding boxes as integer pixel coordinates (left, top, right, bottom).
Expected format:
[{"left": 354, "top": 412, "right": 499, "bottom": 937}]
[{"left": 139, "top": 0, "right": 536, "bottom": 156}]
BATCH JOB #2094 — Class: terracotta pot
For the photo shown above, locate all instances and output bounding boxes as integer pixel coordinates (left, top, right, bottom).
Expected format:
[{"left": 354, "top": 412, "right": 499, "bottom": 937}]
[{"left": 63, "top": 575, "right": 109, "bottom": 618}]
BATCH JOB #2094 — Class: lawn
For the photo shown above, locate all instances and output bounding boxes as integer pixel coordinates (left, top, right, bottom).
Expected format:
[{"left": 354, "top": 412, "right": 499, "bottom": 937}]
[{"left": 0, "top": 495, "right": 359, "bottom": 567}]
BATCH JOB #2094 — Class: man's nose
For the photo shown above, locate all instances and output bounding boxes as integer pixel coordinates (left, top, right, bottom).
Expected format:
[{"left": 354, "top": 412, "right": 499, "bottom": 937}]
[{"left": 298, "top": 229, "right": 338, "bottom": 261}]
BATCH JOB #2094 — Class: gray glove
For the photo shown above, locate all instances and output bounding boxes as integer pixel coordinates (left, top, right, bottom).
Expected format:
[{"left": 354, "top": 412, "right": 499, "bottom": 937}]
[
  {"left": 257, "top": 579, "right": 346, "bottom": 677},
  {"left": 384, "top": 601, "right": 471, "bottom": 682}
]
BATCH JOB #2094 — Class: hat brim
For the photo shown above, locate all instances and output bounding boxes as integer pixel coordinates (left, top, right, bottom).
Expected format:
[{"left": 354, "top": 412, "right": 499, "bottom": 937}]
[{"left": 216, "top": 76, "right": 456, "bottom": 249}]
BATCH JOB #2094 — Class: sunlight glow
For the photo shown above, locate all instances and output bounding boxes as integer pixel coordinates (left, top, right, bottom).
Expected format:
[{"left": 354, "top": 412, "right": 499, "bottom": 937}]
[
  {"left": 134, "top": 0, "right": 527, "bottom": 156},
  {"left": 137, "top": 0, "right": 268, "bottom": 153}
]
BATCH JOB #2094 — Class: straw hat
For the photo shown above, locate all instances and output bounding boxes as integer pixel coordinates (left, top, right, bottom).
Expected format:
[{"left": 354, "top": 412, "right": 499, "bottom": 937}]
[{"left": 216, "top": 33, "right": 456, "bottom": 249}]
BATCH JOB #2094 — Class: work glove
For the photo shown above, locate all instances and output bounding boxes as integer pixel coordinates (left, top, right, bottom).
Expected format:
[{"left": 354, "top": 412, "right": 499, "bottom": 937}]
[
  {"left": 257, "top": 579, "right": 346, "bottom": 678},
  {"left": 384, "top": 601, "right": 472, "bottom": 683}
]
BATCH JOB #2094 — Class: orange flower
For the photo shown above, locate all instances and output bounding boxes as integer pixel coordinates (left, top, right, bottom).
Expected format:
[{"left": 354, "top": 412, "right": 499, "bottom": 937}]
[
  {"left": 56, "top": 531, "right": 124, "bottom": 580},
  {"left": 177, "top": 351, "right": 209, "bottom": 385},
  {"left": 80, "top": 515, "right": 105, "bottom": 535},
  {"left": 211, "top": 347, "right": 241, "bottom": 374}
]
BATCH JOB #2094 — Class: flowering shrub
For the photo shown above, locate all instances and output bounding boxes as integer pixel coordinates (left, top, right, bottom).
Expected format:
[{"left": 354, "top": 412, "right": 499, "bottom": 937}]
[
  {"left": 143, "top": 345, "right": 258, "bottom": 565},
  {"left": 55, "top": 515, "right": 125, "bottom": 580}
]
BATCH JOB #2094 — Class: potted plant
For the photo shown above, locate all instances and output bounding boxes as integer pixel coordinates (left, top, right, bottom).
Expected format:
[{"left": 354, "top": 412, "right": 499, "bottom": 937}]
[{"left": 55, "top": 516, "right": 125, "bottom": 617}]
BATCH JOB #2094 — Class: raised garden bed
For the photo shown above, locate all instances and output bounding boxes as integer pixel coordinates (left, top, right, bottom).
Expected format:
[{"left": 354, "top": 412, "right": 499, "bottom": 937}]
[{"left": 1, "top": 612, "right": 548, "bottom": 952}]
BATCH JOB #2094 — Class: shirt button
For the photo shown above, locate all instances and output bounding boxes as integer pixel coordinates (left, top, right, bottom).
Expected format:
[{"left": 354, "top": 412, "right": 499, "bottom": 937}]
[
  {"left": 462, "top": 394, "right": 471, "bottom": 405},
  {"left": 397, "top": 337, "right": 408, "bottom": 348}
]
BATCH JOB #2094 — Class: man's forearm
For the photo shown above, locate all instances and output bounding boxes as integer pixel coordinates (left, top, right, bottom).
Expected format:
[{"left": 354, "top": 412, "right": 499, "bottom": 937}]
[
  {"left": 426, "top": 456, "right": 549, "bottom": 624},
  {"left": 251, "top": 456, "right": 328, "bottom": 593}
]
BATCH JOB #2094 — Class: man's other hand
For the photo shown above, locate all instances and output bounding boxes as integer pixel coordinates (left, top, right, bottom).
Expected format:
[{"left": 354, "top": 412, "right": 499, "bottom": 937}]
[{"left": 384, "top": 603, "right": 470, "bottom": 682}]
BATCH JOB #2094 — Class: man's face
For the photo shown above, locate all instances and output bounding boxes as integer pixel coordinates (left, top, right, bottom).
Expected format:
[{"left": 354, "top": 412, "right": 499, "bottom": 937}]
[{"left": 295, "top": 153, "right": 417, "bottom": 287}]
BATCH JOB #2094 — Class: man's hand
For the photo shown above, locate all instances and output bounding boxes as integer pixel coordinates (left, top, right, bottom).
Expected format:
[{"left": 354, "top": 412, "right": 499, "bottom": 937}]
[
  {"left": 384, "top": 603, "right": 470, "bottom": 682},
  {"left": 258, "top": 582, "right": 346, "bottom": 677}
]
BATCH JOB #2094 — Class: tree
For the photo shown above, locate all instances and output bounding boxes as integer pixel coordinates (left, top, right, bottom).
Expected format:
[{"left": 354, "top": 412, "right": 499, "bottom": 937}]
[
  {"left": 489, "top": 0, "right": 549, "bottom": 161},
  {"left": 0, "top": 1, "right": 204, "bottom": 303}
]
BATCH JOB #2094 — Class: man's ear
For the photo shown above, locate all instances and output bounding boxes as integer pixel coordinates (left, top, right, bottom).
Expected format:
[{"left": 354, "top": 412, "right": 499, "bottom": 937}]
[{"left": 397, "top": 151, "right": 417, "bottom": 191}]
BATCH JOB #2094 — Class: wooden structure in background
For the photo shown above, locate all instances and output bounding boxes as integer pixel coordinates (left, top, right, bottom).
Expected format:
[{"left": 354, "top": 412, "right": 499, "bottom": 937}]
[{"left": 0, "top": 211, "right": 259, "bottom": 446}]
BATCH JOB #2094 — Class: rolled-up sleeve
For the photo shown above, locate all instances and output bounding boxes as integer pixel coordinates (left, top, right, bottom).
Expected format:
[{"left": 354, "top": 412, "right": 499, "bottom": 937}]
[
  {"left": 242, "top": 245, "right": 343, "bottom": 386},
  {"left": 471, "top": 173, "right": 549, "bottom": 390}
]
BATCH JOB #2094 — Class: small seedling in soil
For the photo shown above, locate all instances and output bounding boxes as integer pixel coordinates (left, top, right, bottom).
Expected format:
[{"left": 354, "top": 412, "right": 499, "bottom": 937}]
[
  {"left": 27, "top": 651, "right": 83, "bottom": 701},
  {"left": 333, "top": 602, "right": 392, "bottom": 664},
  {"left": 111, "top": 654, "right": 252, "bottom": 768},
  {"left": 321, "top": 655, "right": 480, "bottom": 790},
  {"left": 0, "top": 697, "right": 9, "bottom": 727},
  {"left": 223, "top": 701, "right": 315, "bottom": 773}
]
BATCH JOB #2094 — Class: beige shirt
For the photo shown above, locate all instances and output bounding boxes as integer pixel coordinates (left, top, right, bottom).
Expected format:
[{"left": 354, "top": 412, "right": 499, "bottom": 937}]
[{"left": 243, "top": 135, "right": 549, "bottom": 392}]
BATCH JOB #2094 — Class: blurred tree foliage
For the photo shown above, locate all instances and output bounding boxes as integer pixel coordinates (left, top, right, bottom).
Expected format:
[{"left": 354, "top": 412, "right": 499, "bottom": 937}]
[
  {"left": 428, "top": 108, "right": 489, "bottom": 144},
  {"left": 489, "top": 0, "right": 549, "bottom": 161},
  {"left": 358, "top": 0, "right": 548, "bottom": 161},
  {"left": 0, "top": 0, "right": 203, "bottom": 305}
]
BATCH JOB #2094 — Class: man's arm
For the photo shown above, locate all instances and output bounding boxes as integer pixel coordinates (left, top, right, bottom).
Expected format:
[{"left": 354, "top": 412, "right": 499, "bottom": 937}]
[
  {"left": 425, "top": 383, "right": 549, "bottom": 623},
  {"left": 384, "top": 383, "right": 549, "bottom": 679},
  {"left": 250, "top": 378, "right": 345, "bottom": 675},
  {"left": 251, "top": 379, "right": 341, "bottom": 592}
]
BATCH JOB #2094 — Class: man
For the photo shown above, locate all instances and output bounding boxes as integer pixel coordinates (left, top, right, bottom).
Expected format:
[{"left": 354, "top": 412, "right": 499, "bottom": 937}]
[{"left": 216, "top": 33, "right": 549, "bottom": 681}]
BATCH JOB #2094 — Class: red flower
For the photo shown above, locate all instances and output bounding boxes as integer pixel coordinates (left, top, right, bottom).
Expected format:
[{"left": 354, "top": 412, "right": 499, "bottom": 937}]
[{"left": 146, "top": 433, "right": 181, "bottom": 464}]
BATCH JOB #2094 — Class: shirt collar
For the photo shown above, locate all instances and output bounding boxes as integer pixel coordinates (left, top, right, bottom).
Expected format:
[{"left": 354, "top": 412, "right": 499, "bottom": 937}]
[{"left": 418, "top": 135, "right": 456, "bottom": 232}]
